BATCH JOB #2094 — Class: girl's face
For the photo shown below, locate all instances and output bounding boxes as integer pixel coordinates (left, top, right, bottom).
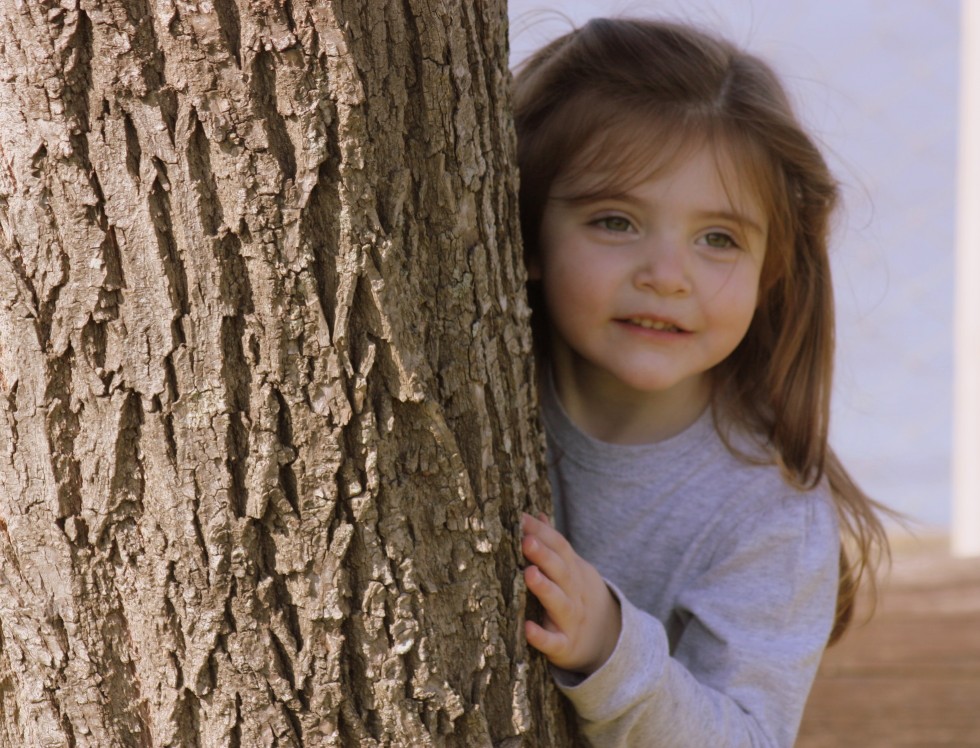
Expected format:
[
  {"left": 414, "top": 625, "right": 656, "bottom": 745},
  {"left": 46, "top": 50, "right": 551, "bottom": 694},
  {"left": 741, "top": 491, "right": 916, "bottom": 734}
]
[{"left": 532, "top": 144, "right": 768, "bottom": 438}]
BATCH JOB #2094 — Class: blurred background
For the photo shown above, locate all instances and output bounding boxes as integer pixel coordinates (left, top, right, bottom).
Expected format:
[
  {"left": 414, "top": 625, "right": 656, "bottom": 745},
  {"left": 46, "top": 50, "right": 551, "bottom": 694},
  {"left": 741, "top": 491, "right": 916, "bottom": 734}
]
[{"left": 509, "top": 0, "right": 962, "bottom": 535}]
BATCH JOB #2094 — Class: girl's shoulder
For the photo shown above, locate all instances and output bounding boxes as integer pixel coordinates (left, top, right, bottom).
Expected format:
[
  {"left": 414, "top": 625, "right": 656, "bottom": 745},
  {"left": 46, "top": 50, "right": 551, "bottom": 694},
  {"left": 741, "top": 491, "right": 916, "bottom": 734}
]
[
  {"left": 699, "top": 416, "right": 839, "bottom": 533},
  {"left": 690, "top": 441, "right": 840, "bottom": 586}
]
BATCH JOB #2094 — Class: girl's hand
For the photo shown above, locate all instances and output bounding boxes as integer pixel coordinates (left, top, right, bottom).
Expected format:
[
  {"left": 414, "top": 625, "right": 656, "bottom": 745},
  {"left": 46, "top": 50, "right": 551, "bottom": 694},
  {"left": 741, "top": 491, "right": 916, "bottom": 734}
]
[{"left": 521, "top": 512, "right": 622, "bottom": 674}]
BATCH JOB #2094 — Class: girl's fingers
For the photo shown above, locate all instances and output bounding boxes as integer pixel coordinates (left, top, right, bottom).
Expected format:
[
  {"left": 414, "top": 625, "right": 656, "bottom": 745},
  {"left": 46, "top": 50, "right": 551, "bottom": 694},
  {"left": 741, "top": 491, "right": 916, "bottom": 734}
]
[
  {"left": 523, "top": 511, "right": 555, "bottom": 535},
  {"left": 522, "top": 534, "right": 572, "bottom": 590},
  {"left": 525, "top": 619, "right": 568, "bottom": 657},
  {"left": 525, "top": 565, "right": 573, "bottom": 623},
  {"left": 522, "top": 513, "right": 573, "bottom": 560}
]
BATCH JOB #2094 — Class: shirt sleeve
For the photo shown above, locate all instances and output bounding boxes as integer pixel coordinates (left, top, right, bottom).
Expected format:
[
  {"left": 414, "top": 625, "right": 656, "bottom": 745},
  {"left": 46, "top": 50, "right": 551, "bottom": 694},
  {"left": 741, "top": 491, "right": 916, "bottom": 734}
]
[{"left": 552, "top": 492, "right": 840, "bottom": 748}]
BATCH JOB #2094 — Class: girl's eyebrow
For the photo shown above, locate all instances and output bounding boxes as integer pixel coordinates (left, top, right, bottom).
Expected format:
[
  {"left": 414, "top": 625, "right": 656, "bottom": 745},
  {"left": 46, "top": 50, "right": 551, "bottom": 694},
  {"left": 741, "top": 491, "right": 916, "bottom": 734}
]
[
  {"left": 694, "top": 210, "right": 767, "bottom": 236},
  {"left": 552, "top": 191, "right": 648, "bottom": 208}
]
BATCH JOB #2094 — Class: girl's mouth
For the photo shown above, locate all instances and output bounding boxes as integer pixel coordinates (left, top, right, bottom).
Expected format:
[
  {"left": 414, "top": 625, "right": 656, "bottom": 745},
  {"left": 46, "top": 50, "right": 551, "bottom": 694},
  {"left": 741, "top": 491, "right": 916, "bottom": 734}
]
[{"left": 622, "top": 317, "right": 685, "bottom": 333}]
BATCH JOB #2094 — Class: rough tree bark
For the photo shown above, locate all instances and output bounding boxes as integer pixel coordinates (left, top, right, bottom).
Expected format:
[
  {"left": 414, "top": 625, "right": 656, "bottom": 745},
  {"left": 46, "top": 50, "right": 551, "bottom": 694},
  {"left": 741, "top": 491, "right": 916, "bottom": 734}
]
[{"left": 0, "top": 1, "right": 575, "bottom": 745}]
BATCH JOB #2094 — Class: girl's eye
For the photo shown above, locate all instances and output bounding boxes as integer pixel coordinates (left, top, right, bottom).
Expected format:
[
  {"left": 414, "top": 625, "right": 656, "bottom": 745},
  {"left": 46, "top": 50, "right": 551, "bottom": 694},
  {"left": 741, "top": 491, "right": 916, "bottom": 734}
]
[
  {"left": 700, "top": 231, "right": 739, "bottom": 249},
  {"left": 594, "top": 216, "right": 634, "bottom": 233}
]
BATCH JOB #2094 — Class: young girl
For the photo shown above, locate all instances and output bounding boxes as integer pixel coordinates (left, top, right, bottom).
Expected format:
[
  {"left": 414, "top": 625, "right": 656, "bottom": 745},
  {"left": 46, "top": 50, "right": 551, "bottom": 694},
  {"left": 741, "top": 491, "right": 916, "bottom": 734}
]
[{"left": 515, "top": 17, "right": 889, "bottom": 747}]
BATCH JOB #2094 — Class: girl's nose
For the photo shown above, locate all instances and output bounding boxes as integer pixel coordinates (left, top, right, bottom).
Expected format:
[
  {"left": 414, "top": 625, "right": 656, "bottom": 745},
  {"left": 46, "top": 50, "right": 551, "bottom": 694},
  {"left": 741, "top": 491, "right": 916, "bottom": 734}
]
[{"left": 632, "top": 238, "right": 692, "bottom": 296}]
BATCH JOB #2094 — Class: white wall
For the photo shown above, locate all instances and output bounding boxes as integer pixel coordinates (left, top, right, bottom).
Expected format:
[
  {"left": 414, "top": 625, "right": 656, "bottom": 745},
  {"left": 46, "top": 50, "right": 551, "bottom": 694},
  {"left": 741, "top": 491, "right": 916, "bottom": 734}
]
[{"left": 953, "top": 0, "right": 980, "bottom": 557}]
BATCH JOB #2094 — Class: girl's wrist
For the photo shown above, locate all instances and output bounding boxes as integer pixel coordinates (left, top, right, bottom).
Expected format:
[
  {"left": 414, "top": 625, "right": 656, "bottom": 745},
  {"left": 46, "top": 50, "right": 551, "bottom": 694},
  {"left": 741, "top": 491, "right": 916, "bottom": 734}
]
[{"left": 582, "top": 587, "right": 623, "bottom": 675}]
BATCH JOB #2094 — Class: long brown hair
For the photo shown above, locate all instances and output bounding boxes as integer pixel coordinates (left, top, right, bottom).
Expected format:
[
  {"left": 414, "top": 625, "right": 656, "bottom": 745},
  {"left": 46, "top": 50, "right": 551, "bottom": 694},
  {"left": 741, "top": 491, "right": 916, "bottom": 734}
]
[{"left": 513, "top": 17, "right": 890, "bottom": 644}]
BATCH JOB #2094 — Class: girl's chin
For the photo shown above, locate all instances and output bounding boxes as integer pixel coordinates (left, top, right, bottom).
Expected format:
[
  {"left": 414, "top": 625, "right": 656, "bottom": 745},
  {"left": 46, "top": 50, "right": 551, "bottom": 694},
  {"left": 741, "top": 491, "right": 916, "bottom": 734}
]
[{"left": 584, "top": 370, "right": 708, "bottom": 401}]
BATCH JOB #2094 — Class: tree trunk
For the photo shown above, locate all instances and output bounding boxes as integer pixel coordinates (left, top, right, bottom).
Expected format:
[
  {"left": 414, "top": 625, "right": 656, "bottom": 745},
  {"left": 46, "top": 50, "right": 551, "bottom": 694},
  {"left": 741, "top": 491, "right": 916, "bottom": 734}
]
[{"left": 0, "top": 1, "right": 574, "bottom": 745}]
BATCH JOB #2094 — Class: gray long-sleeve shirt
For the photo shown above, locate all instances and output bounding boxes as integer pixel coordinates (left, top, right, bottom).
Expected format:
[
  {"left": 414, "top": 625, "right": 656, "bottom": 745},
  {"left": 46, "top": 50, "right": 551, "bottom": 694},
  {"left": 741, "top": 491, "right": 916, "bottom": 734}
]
[{"left": 541, "top": 380, "right": 839, "bottom": 747}]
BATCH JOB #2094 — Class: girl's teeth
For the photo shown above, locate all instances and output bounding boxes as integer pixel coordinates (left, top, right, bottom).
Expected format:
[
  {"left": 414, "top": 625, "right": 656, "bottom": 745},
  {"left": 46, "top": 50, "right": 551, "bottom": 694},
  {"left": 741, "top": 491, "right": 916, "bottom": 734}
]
[{"left": 631, "top": 318, "right": 678, "bottom": 331}]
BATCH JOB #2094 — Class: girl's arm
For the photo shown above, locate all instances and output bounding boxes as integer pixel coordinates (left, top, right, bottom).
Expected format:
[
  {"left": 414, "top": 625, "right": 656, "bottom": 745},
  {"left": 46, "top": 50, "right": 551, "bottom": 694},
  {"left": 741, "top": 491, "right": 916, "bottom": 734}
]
[{"left": 523, "top": 497, "right": 839, "bottom": 748}]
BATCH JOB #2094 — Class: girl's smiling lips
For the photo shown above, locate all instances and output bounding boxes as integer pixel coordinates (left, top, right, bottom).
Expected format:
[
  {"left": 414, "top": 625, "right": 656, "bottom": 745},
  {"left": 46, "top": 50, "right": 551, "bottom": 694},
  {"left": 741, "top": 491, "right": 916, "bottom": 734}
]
[{"left": 615, "top": 316, "right": 688, "bottom": 334}]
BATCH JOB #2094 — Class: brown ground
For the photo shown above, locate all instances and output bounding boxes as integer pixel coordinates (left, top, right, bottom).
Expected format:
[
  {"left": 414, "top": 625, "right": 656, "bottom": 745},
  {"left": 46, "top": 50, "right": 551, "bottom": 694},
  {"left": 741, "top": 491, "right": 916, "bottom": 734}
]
[{"left": 798, "top": 534, "right": 980, "bottom": 747}]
